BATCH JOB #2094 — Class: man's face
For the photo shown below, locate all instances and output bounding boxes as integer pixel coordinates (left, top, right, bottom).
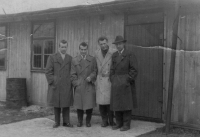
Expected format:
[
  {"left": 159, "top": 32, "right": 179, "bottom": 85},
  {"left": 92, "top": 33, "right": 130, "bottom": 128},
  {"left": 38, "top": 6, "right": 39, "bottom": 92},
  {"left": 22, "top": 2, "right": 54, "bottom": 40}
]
[
  {"left": 115, "top": 42, "right": 125, "bottom": 52},
  {"left": 59, "top": 43, "right": 68, "bottom": 54},
  {"left": 79, "top": 45, "right": 88, "bottom": 56},
  {"left": 98, "top": 39, "right": 109, "bottom": 51}
]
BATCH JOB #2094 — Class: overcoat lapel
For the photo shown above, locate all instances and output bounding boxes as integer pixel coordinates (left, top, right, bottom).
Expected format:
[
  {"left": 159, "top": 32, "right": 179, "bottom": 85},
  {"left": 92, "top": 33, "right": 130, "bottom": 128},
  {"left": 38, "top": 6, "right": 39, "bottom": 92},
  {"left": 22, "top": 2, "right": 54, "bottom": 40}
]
[
  {"left": 55, "top": 53, "right": 70, "bottom": 70},
  {"left": 60, "top": 54, "right": 70, "bottom": 70},
  {"left": 114, "top": 50, "right": 127, "bottom": 69},
  {"left": 79, "top": 55, "right": 91, "bottom": 74},
  {"left": 98, "top": 50, "right": 112, "bottom": 73},
  {"left": 55, "top": 53, "right": 63, "bottom": 65},
  {"left": 102, "top": 50, "right": 112, "bottom": 67}
]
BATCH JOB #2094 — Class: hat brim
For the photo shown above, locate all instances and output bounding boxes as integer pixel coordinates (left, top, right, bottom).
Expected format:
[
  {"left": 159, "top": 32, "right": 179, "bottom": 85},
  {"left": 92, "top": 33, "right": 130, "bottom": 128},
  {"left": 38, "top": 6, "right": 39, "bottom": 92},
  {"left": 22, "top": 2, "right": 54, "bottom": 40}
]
[{"left": 112, "top": 40, "right": 127, "bottom": 44}]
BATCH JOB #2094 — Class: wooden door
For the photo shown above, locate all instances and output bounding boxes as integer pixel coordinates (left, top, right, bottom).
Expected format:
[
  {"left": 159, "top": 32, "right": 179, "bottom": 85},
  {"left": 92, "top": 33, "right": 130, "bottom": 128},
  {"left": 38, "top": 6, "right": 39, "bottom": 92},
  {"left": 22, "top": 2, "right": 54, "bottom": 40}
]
[{"left": 125, "top": 13, "right": 164, "bottom": 121}]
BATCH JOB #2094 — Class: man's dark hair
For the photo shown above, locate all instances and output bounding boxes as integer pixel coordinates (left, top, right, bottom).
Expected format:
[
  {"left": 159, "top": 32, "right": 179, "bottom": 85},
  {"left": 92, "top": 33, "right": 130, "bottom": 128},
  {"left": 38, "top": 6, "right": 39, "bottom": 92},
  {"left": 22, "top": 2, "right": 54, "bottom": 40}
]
[
  {"left": 98, "top": 36, "right": 108, "bottom": 43},
  {"left": 79, "top": 42, "right": 88, "bottom": 49},
  {"left": 59, "top": 40, "right": 68, "bottom": 47}
]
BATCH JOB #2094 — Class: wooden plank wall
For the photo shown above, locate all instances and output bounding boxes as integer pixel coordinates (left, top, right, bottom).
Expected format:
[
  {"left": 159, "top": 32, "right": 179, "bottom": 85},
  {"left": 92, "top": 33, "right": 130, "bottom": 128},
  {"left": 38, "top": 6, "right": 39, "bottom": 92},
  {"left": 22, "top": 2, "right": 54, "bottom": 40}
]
[
  {"left": 164, "top": 8, "right": 200, "bottom": 126},
  {"left": 163, "top": 9, "right": 175, "bottom": 121},
  {"left": 8, "top": 22, "right": 32, "bottom": 102},
  {"left": 0, "top": 71, "right": 7, "bottom": 101},
  {"left": 56, "top": 16, "right": 90, "bottom": 57},
  {"left": 31, "top": 73, "right": 48, "bottom": 105},
  {"left": 171, "top": 12, "right": 200, "bottom": 125},
  {"left": 57, "top": 13, "right": 124, "bottom": 57},
  {"left": 88, "top": 14, "right": 124, "bottom": 55},
  {"left": 125, "top": 21, "right": 164, "bottom": 119}
]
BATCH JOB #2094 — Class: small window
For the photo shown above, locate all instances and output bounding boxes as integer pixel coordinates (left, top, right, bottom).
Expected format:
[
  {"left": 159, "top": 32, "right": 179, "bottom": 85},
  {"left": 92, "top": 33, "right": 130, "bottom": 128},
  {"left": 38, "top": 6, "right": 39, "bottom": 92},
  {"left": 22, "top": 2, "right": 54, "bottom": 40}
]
[
  {"left": 0, "top": 25, "right": 7, "bottom": 70},
  {"left": 31, "top": 21, "right": 55, "bottom": 71}
]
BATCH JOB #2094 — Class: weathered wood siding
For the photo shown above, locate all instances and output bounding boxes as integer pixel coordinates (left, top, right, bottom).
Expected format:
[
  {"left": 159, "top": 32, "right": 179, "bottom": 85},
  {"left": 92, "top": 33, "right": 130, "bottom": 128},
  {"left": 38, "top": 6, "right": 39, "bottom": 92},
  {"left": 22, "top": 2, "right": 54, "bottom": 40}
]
[
  {"left": 57, "top": 13, "right": 124, "bottom": 57},
  {"left": 164, "top": 8, "right": 200, "bottom": 127},
  {"left": 0, "top": 71, "right": 7, "bottom": 101},
  {"left": 8, "top": 22, "right": 32, "bottom": 102},
  {"left": 163, "top": 9, "right": 175, "bottom": 121},
  {"left": 31, "top": 73, "right": 48, "bottom": 105},
  {"left": 172, "top": 13, "right": 200, "bottom": 125}
]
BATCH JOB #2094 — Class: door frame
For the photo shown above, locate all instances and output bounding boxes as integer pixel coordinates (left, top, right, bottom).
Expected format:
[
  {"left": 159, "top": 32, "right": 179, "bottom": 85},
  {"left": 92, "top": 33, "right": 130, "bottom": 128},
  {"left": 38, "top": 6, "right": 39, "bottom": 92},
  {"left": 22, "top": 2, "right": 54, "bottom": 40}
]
[{"left": 124, "top": 11, "right": 165, "bottom": 122}]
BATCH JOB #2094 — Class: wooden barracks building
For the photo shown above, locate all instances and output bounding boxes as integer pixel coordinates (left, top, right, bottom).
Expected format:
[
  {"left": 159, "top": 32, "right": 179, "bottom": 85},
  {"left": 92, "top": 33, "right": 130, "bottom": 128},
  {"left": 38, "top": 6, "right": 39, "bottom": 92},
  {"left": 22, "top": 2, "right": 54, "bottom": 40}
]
[{"left": 0, "top": 0, "right": 200, "bottom": 129}]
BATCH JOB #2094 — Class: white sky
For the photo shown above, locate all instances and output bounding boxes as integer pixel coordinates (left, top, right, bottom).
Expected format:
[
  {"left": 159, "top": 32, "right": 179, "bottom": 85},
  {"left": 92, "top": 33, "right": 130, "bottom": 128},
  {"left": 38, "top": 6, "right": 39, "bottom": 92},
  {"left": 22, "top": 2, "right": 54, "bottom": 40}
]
[{"left": 0, "top": 0, "right": 115, "bottom": 15}]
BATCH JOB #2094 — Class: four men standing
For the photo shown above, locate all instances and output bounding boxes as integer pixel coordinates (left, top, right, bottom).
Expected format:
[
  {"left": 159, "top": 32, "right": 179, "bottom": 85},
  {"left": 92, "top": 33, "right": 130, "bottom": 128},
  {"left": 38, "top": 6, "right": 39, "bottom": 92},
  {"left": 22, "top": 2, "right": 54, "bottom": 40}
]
[{"left": 45, "top": 36, "right": 138, "bottom": 131}]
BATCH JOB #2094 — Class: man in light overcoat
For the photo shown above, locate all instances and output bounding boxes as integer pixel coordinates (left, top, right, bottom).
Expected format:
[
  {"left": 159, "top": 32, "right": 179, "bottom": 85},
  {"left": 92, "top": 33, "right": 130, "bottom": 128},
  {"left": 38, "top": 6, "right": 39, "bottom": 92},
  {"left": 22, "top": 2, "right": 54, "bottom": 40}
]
[
  {"left": 94, "top": 36, "right": 116, "bottom": 127},
  {"left": 110, "top": 36, "right": 138, "bottom": 131},
  {"left": 45, "top": 40, "right": 73, "bottom": 128},
  {"left": 71, "top": 42, "right": 97, "bottom": 127}
]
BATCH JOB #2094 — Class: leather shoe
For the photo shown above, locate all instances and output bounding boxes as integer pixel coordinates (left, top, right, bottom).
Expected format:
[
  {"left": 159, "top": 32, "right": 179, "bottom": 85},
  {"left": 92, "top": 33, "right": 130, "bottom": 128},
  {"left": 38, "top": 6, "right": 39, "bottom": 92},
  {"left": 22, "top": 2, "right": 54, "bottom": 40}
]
[
  {"left": 109, "top": 121, "right": 116, "bottom": 126},
  {"left": 86, "top": 123, "right": 91, "bottom": 127},
  {"left": 112, "top": 124, "right": 122, "bottom": 130},
  {"left": 101, "top": 122, "right": 108, "bottom": 127},
  {"left": 120, "top": 126, "right": 130, "bottom": 131},
  {"left": 63, "top": 123, "right": 73, "bottom": 128},
  {"left": 77, "top": 122, "right": 83, "bottom": 127},
  {"left": 53, "top": 123, "right": 60, "bottom": 128}
]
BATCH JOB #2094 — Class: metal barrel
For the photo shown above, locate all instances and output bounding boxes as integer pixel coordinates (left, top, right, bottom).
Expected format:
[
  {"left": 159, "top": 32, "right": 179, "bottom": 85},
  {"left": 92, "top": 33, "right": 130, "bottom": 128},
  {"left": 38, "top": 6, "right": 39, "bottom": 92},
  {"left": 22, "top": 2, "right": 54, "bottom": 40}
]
[{"left": 6, "top": 78, "right": 27, "bottom": 108}]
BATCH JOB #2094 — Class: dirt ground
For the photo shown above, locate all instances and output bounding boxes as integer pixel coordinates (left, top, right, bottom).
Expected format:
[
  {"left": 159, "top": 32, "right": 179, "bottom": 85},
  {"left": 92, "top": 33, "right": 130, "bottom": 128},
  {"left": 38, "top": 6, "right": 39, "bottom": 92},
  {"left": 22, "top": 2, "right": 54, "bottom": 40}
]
[
  {"left": 0, "top": 102, "right": 199, "bottom": 137},
  {"left": 138, "top": 127, "right": 200, "bottom": 137}
]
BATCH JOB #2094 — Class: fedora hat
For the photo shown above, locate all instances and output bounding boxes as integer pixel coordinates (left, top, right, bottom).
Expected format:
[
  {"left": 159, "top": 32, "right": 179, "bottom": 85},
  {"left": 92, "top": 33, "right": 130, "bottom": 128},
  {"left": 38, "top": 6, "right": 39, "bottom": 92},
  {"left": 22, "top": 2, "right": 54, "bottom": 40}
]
[{"left": 112, "top": 35, "right": 127, "bottom": 44}]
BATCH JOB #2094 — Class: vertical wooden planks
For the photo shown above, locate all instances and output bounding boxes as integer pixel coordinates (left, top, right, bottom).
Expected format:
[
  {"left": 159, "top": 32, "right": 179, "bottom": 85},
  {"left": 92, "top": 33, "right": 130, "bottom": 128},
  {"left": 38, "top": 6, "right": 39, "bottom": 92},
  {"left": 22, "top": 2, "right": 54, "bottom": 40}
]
[
  {"left": 8, "top": 22, "right": 32, "bottom": 102},
  {"left": 31, "top": 73, "right": 48, "bottom": 105},
  {"left": 126, "top": 20, "right": 164, "bottom": 120},
  {"left": 167, "top": 11, "right": 200, "bottom": 127},
  {"left": 0, "top": 71, "right": 7, "bottom": 101}
]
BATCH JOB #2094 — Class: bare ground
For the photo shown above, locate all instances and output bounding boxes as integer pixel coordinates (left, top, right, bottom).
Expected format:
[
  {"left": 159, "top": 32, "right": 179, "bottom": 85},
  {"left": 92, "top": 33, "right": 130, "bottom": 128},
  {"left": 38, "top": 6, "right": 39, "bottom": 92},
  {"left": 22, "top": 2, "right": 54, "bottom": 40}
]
[{"left": 0, "top": 102, "right": 200, "bottom": 137}]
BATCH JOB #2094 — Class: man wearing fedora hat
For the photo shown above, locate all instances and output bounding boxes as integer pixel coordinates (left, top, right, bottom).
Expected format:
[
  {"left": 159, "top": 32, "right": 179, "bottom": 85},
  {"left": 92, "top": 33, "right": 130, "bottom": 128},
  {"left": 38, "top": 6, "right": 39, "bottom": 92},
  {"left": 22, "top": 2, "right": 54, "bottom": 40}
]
[{"left": 110, "top": 35, "right": 138, "bottom": 131}]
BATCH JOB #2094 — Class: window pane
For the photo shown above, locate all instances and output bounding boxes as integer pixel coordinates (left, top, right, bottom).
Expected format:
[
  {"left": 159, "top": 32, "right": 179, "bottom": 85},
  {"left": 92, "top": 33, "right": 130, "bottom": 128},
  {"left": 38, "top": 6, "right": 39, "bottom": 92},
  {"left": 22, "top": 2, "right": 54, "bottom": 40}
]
[
  {"left": 0, "top": 41, "right": 6, "bottom": 67},
  {"left": 44, "top": 40, "right": 54, "bottom": 54},
  {"left": 33, "top": 22, "right": 54, "bottom": 38},
  {"left": 0, "top": 26, "right": 6, "bottom": 40},
  {"left": 33, "top": 55, "right": 42, "bottom": 68},
  {"left": 44, "top": 55, "right": 50, "bottom": 68},
  {"left": 33, "top": 40, "right": 42, "bottom": 54}
]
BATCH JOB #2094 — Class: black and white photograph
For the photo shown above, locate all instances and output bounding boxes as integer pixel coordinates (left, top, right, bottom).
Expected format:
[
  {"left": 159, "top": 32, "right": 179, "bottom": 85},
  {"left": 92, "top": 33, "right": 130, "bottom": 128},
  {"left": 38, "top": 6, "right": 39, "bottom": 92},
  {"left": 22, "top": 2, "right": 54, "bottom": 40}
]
[{"left": 0, "top": 0, "right": 199, "bottom": 136}]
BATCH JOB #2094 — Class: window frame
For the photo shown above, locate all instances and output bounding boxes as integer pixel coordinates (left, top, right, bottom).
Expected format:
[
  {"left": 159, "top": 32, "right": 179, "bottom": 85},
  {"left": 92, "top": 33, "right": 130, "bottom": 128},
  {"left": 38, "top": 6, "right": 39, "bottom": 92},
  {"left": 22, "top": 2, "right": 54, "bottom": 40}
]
[
  {"left": 0, "top": 24, "right": 7, "bottom": 70},
  {"left": 31, "top": 20, "right": 56, "bottom": 72}
]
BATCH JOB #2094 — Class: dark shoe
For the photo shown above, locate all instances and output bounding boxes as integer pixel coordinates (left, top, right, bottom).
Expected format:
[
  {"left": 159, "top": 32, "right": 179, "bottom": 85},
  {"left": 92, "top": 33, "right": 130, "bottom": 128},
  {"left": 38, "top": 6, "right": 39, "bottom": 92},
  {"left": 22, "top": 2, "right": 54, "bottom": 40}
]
[
  {"left": 112, "top": 124, "right": 122, "bottom": 130},
  {"left": 53, "top": 123, "right": 60, "bottom": 128},
  {"left": 109, "top": 121, "right": 116, "bottom": 126},
  {"left": 63, "top": 123, "right": 73, "bottom": 128},
  {"left": 77, "top": 122, "right": 83, "bottom": 127},
  {"left": 120, "top": 126, "right": 130, "bottom": 131},
  {"left": 101, "top": 122, "right": 108, "bottom": 127},
  {"left": 86, "top": 123, "right": 91, "bottom": 127}
]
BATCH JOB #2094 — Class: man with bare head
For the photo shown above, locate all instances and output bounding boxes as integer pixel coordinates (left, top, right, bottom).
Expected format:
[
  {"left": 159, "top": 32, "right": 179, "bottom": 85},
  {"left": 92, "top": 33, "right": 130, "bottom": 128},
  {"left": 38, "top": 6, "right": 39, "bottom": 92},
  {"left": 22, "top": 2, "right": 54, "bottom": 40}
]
[
  {"left": 95, "top": 36, "right": 116, "bottom": 127},
  {"left": 45, "top": 40, "right": 73, "bottom": 128}
]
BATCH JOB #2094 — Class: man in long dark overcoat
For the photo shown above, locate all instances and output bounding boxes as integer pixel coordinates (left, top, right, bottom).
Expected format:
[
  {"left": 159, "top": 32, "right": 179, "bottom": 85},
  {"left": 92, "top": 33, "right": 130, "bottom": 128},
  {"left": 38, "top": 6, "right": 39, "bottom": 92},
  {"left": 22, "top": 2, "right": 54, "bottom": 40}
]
[
  {"left": 45, "top": 40, "right": 73, "bottom": 128},
  {"left": 71, "top": 42, "right": 97, "bottom": 127},
  {"left": 110, "top": 36, "right": 138, "bottom": 131}
]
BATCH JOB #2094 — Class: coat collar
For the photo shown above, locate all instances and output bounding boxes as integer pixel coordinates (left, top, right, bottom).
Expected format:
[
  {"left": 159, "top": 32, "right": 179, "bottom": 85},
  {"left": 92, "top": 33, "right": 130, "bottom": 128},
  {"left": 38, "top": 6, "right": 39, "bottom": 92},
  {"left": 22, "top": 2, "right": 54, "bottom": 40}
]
[
  {"left": 55, "top": 52, "right": 63, "bottom": 64},
  {"left": 113, "top": 49, "right": 128, "bottom": 68},
  {"left": 77, "top": 54, "right": 93, "bottom": 74},
  {"left": 96, "top": 48, "right": 113, "bottom": 64},
  {"left": 55, "top": 52, "right": 70, "bottom": 69},
  {"left": 77, "top": 54, "right": 92, "bottom": 62}
]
